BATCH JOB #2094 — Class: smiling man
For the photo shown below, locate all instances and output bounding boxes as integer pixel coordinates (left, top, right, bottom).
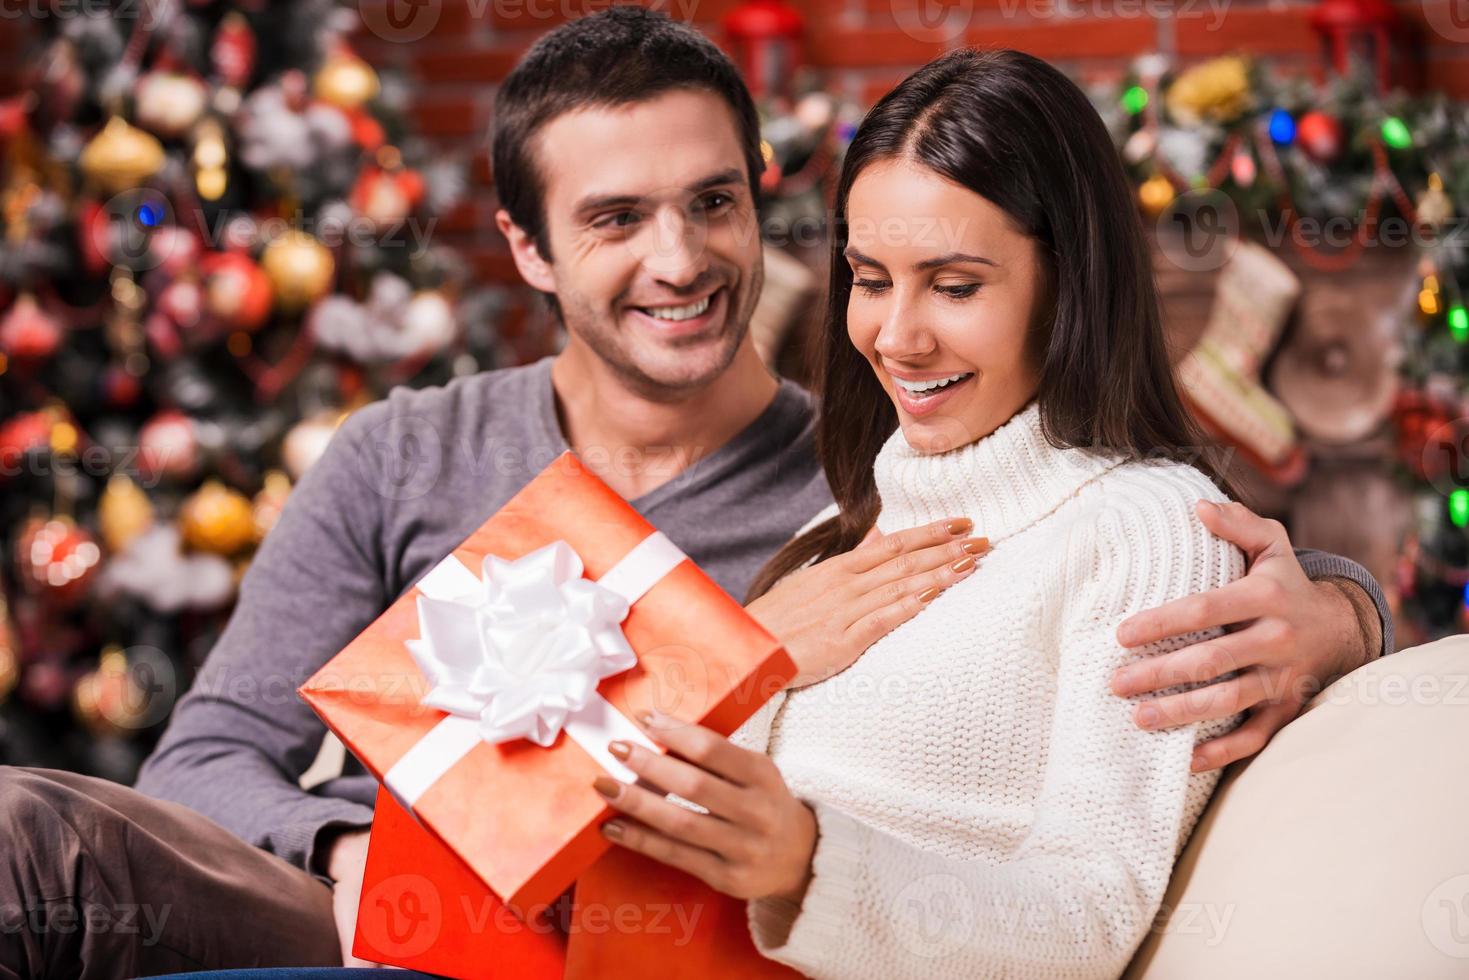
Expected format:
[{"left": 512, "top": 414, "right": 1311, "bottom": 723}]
[{"left": 0, "top": 9, "right": 1392, "bottom": 978}]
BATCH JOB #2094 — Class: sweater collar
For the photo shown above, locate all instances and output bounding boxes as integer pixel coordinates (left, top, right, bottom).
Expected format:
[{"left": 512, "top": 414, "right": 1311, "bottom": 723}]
[{"left": 872, "top": 399, "right": 1126, "bottom": 543}]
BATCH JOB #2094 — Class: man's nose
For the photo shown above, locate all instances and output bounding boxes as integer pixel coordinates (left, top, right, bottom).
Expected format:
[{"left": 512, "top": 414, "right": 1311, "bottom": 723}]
[{"left": 639, "top": 205, "right": 708, "bottom": 288}]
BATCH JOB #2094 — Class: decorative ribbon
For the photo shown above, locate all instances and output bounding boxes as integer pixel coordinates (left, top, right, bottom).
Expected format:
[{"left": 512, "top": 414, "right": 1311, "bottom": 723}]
[{"left": 384, "top": 532, "right": 686, "bottom": 810}]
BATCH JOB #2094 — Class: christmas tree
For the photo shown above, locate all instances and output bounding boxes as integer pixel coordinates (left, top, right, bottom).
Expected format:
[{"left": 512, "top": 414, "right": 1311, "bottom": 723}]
[{"left": 0, "top": 1, "right": 510, "bottom": 780}]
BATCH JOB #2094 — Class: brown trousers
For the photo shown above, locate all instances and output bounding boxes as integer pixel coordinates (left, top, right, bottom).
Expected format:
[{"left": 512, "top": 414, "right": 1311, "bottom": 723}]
[{"left": 0, "top": 767, "right": 341, "bottom": 979}]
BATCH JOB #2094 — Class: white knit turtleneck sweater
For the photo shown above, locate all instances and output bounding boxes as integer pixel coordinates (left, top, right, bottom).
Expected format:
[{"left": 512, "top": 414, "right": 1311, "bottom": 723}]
[{"left": 732, "top": 399, "right": 1246, "bottom": 980}]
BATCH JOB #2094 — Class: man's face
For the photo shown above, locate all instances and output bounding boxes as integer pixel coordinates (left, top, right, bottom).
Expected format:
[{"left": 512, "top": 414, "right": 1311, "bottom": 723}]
[{"left": 527, "top": 89, "right": 764, "bottom": 395}]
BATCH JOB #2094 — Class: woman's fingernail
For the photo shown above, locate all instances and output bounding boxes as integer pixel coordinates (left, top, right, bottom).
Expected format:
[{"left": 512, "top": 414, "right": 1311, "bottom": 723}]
[
  {"left": 638, "top": 710, "right": 673, "bottom": 728},
  {"left": 917, "top": 586, "right": 941, "bottom": 603},
  {"left": 1138, "top": 705, "right": 1159, "bottom": 728},
  {"left": 950, "top": 557, "right": 975, "bottom": 574},
  {"left": 961, "top": 538, "right": 989, "bottom": 555},
  {"left": 945, "top": 519, "right": 973, "bottom": 536},
  {"left": 1190, "top": 754, "right": 1208, "bottom": 772},
  {"left": 593, "top": 776, "right": 622, "bottom": 798},
  {"left": 601, "top": 820, "right": 625, "bottom": 840},
  {"left": 608, "top": 740, "right": 631, "bottom": 761}
]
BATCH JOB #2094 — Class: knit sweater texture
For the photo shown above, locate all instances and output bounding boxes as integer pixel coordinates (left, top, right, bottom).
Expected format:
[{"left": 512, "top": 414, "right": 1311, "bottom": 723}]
[{"left": 733, "top": 399, "right": 1246, "bottom": 979}]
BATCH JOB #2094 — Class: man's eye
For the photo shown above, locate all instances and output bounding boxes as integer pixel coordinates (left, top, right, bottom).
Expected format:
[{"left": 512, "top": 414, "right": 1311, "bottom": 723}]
[
  {"left": 596, "top": 212, "right": 641, "bottom": 230},
  {"left": 853, "top": 278, "right": 890, "bottom": 294},
  {"left": 697, "top": 192, "right": 734, "bottom": 213}
]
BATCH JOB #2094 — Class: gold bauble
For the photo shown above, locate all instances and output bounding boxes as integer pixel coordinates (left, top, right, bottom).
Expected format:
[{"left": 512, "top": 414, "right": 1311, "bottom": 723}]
[
  {"left": 252, "top": 469, "right": 292, "bottom": 542},
  {"left": 72, "top": 646, "right": 147, "bottom": 736},
  {"left": 179, "top": 480, "right": 257, "bottom": 556},
  {"left": 79, "top": 116, "right": 166, "bottom": 193},
  {"left": 1139, "top": 173, "right": 1176, "bottom": 217},
  {"left": 313, "top": 49, "right": 380, "bottom": 111},
  {"left": 1417, "top": 175, "right": 1454, "bottom": 229},
  {"left": 1165, "top": 56, "right": 1252, "bottom": 127},
  {"left": 98, "top": 474, "right": 155, "bottom": 552},
  {"left": 261, "top": 231, "right": 336, "bottom": 311}
]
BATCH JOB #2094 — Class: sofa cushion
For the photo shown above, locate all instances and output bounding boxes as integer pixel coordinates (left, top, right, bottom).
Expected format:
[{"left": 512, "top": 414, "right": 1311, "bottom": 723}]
[{"left": 1125, "top": 634, "right": 1469, "bottom": 978}]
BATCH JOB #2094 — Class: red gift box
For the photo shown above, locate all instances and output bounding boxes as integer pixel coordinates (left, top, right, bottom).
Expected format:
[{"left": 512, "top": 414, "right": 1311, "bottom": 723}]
[{"left": 300, "top": 452, "right": 796, "bottom": 922}]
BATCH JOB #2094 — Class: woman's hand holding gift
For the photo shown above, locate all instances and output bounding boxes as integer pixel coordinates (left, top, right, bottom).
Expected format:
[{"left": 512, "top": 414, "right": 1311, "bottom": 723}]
[
  {"left": 746, "top": 517, "right": 988, "bottom": 688},
  {"left": 594, "top": 711, "right": 818, "bottom": 905}
]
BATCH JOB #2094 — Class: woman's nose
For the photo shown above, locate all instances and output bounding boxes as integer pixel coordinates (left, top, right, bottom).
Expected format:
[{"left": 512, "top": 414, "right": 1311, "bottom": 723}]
[{"left": 872, "top": 296, "right": 938, "bottom": 363}]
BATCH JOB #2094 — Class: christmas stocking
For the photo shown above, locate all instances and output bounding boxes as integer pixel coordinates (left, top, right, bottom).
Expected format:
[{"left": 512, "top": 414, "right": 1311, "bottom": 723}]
[{"left": 1176, "top": 241, "right": 1305, "bottom": 482}]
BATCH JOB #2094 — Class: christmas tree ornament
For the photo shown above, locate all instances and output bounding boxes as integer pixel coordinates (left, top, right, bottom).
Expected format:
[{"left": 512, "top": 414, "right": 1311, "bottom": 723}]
[
  {"left": 179, "top": 480, "right": 257, "bottom": 557},
  {"left": 252, "top": 469, "right": 292, "bottom": 541},
  {"left": 72, "top": 646, "right": 148, "bottom": 737},
  {"left": 1123, "top": 128, "right": 1157, "bottom": 165},
  {"left": 134, "top": 71, "right": 209, "bottom": 139},
  {"left": 1176, "top": 242, "right": 1305, "bottom": 481},
  {"left": 1165, "top": 56, "right": 1251, "bottom": 127},
  {"left": 1296, "top": 110, "right": 1343, "bottom": 163},
  {"left": 98, "top": 474, "right": 155, "bottom": 553},
  {"left": 78, "top": 117, "right": 166, "bottom": 194},
  {"left": 0, "top": 293, "right": 63, "bottom": 363},
  {"left": 349, "top": 148, "right": 424, "bottom": 229},
  {"left": 1231, "top": 147, "right": 1257, "bottom": 186},
  {"left": 0, "top": 593, "right": 16, "bottom": 705},
  {"left": 200, "top": 251, "right": 273, "bottom": 331},
  {"left": 261, "top": 230, "right": 335, "bottom": 312},
  {"left": 1380, "top": 115, "right": 1412, "bottom": 150},
  {"left": 722, "top": 0, "right": 804, "bottom": 102},
  {"left": 312, "top": 46, "right": 380, "bottom": 111},
  {"left": 16, "top": 516, "right": 102, "bottom": 609},
  {"left": 281, "top": 409, "right": 346, "bottom": 479},
  {"left": 1415, "top": 173, "right": 1454, "bottom": 229},
  {"left": 211, "top": 13, "right": 257, "bottom": 91},
  {"left": 192, "top": 117, "right": 230, "bottom": 201},
  {"left": 102, "top": 525, "right": 236, "bottom": 614},
  {"left": 137, "top": 408, "right": 200, "bottom": 483},
  {"left": 1138, "top": 173, "right": 1175, "bottom": 216}
]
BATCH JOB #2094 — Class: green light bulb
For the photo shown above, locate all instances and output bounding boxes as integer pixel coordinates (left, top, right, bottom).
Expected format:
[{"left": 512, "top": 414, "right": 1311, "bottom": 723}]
[
  {"left": 1451, "top": 489, "right": 1469, "bottom": 529},
  {"left": 1121, "top": 86, "right": 1148, "bottom": 115},
  {"left": 1449, "top": 303, "right": 1469, "bottom": 342},
  {"left": 1381, "top": 116, "right": 1412, "bottom": 149}
]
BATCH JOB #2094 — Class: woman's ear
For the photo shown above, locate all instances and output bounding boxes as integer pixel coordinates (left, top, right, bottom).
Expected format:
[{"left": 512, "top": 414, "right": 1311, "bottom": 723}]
[{"left": 495, "top": 209, "right": 556, "bottom": 294}]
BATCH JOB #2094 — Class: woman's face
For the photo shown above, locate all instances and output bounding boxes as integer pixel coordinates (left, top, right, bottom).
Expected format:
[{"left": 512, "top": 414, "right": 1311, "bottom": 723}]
[{"left": 845, "top": 158, "right": 1050, "bottom": 455}]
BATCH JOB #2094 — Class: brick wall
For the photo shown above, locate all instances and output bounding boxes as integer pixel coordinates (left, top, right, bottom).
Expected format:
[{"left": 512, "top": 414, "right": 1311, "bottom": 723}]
[{"left": 348, "top": 0, "right": 1466, "bottom": 307}]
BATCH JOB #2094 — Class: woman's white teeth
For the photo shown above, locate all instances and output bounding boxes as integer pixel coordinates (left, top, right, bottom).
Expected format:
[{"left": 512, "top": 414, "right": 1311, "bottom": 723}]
[
  {"left": 640, "top": 295, "right": 711, "bottom": 321},
  {"left": 895, "top": 373, "right": 973, "bottom": 395}
]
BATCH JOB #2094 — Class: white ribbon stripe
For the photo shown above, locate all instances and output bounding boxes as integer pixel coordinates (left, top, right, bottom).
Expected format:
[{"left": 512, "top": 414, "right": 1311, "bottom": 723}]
[{"left": 384, "top": 532, "right": 685, "bottom": 810}]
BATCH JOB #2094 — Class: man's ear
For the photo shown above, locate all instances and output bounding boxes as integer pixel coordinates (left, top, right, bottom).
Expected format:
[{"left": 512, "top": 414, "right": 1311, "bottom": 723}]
[{"left": 495, "top": 209, "right": 556, "bottom": 293}]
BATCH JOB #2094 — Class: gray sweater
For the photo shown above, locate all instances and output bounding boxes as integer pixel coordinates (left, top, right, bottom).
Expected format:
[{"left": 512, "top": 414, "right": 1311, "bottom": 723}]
[{"left": 134, "top": 358, "right": 1391, "bottom": 877}]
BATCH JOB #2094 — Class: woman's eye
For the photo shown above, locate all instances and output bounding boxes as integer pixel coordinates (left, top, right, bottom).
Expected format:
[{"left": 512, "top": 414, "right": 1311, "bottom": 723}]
[
  {"left": 853, "top": 278, "right": 890, "bottom": 294},
  {"left": 936, "top": 283, "right": 980, "bottom": 299}
]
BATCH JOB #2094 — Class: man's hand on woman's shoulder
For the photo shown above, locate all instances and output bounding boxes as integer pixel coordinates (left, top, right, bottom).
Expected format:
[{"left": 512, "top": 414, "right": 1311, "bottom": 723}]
[{"left": 1107, "top": 500, "right": 1383, "bottom": 773}]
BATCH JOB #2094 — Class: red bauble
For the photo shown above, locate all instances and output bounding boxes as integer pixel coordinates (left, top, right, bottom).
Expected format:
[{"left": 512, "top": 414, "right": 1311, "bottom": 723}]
[
  {"left": 1297, "top": 111, "right": 1344, "bottom": 163},
  {"left": 138, "top": 409, "right": 201, "bottom": 483},
  {"left": 0, "top": 294, "right": 62, "bottom": 362},
  {"left": 200, "top": 251, "right": 273, "bottom": 332},
  {"left": 16, "top": 516, "right": 102, "bottom": 609}
]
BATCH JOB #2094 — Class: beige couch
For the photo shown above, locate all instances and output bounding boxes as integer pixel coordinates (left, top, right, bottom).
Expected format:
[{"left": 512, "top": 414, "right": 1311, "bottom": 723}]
[{"left": 1124, "top": 634, "right": 1469, "bottom": 978}]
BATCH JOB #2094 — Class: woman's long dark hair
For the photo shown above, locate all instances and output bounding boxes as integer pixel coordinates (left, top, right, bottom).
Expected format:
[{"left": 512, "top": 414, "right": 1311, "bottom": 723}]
[{"left": 748, "top": 48, "right": 1229, "bottom": 601}]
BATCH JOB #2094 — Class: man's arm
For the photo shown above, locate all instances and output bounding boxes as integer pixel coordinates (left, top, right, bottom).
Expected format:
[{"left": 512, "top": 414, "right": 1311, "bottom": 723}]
[
  {"left": 1294, "top": 547, "right": 1392, "bottom": 664},
  {"left": 134, "top": 403, "right": 392, "bottom": 874}
]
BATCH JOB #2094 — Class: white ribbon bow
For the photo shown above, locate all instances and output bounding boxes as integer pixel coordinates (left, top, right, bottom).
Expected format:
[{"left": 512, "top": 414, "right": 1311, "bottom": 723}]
[{"left": 405, "top": 541, "right": 638, "bottom": 748}]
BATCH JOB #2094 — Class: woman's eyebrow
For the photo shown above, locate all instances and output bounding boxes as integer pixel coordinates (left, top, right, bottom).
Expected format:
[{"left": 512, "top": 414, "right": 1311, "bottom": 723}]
[{"left": 914, "top": 252, "right": 997, "bottom": 270}]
